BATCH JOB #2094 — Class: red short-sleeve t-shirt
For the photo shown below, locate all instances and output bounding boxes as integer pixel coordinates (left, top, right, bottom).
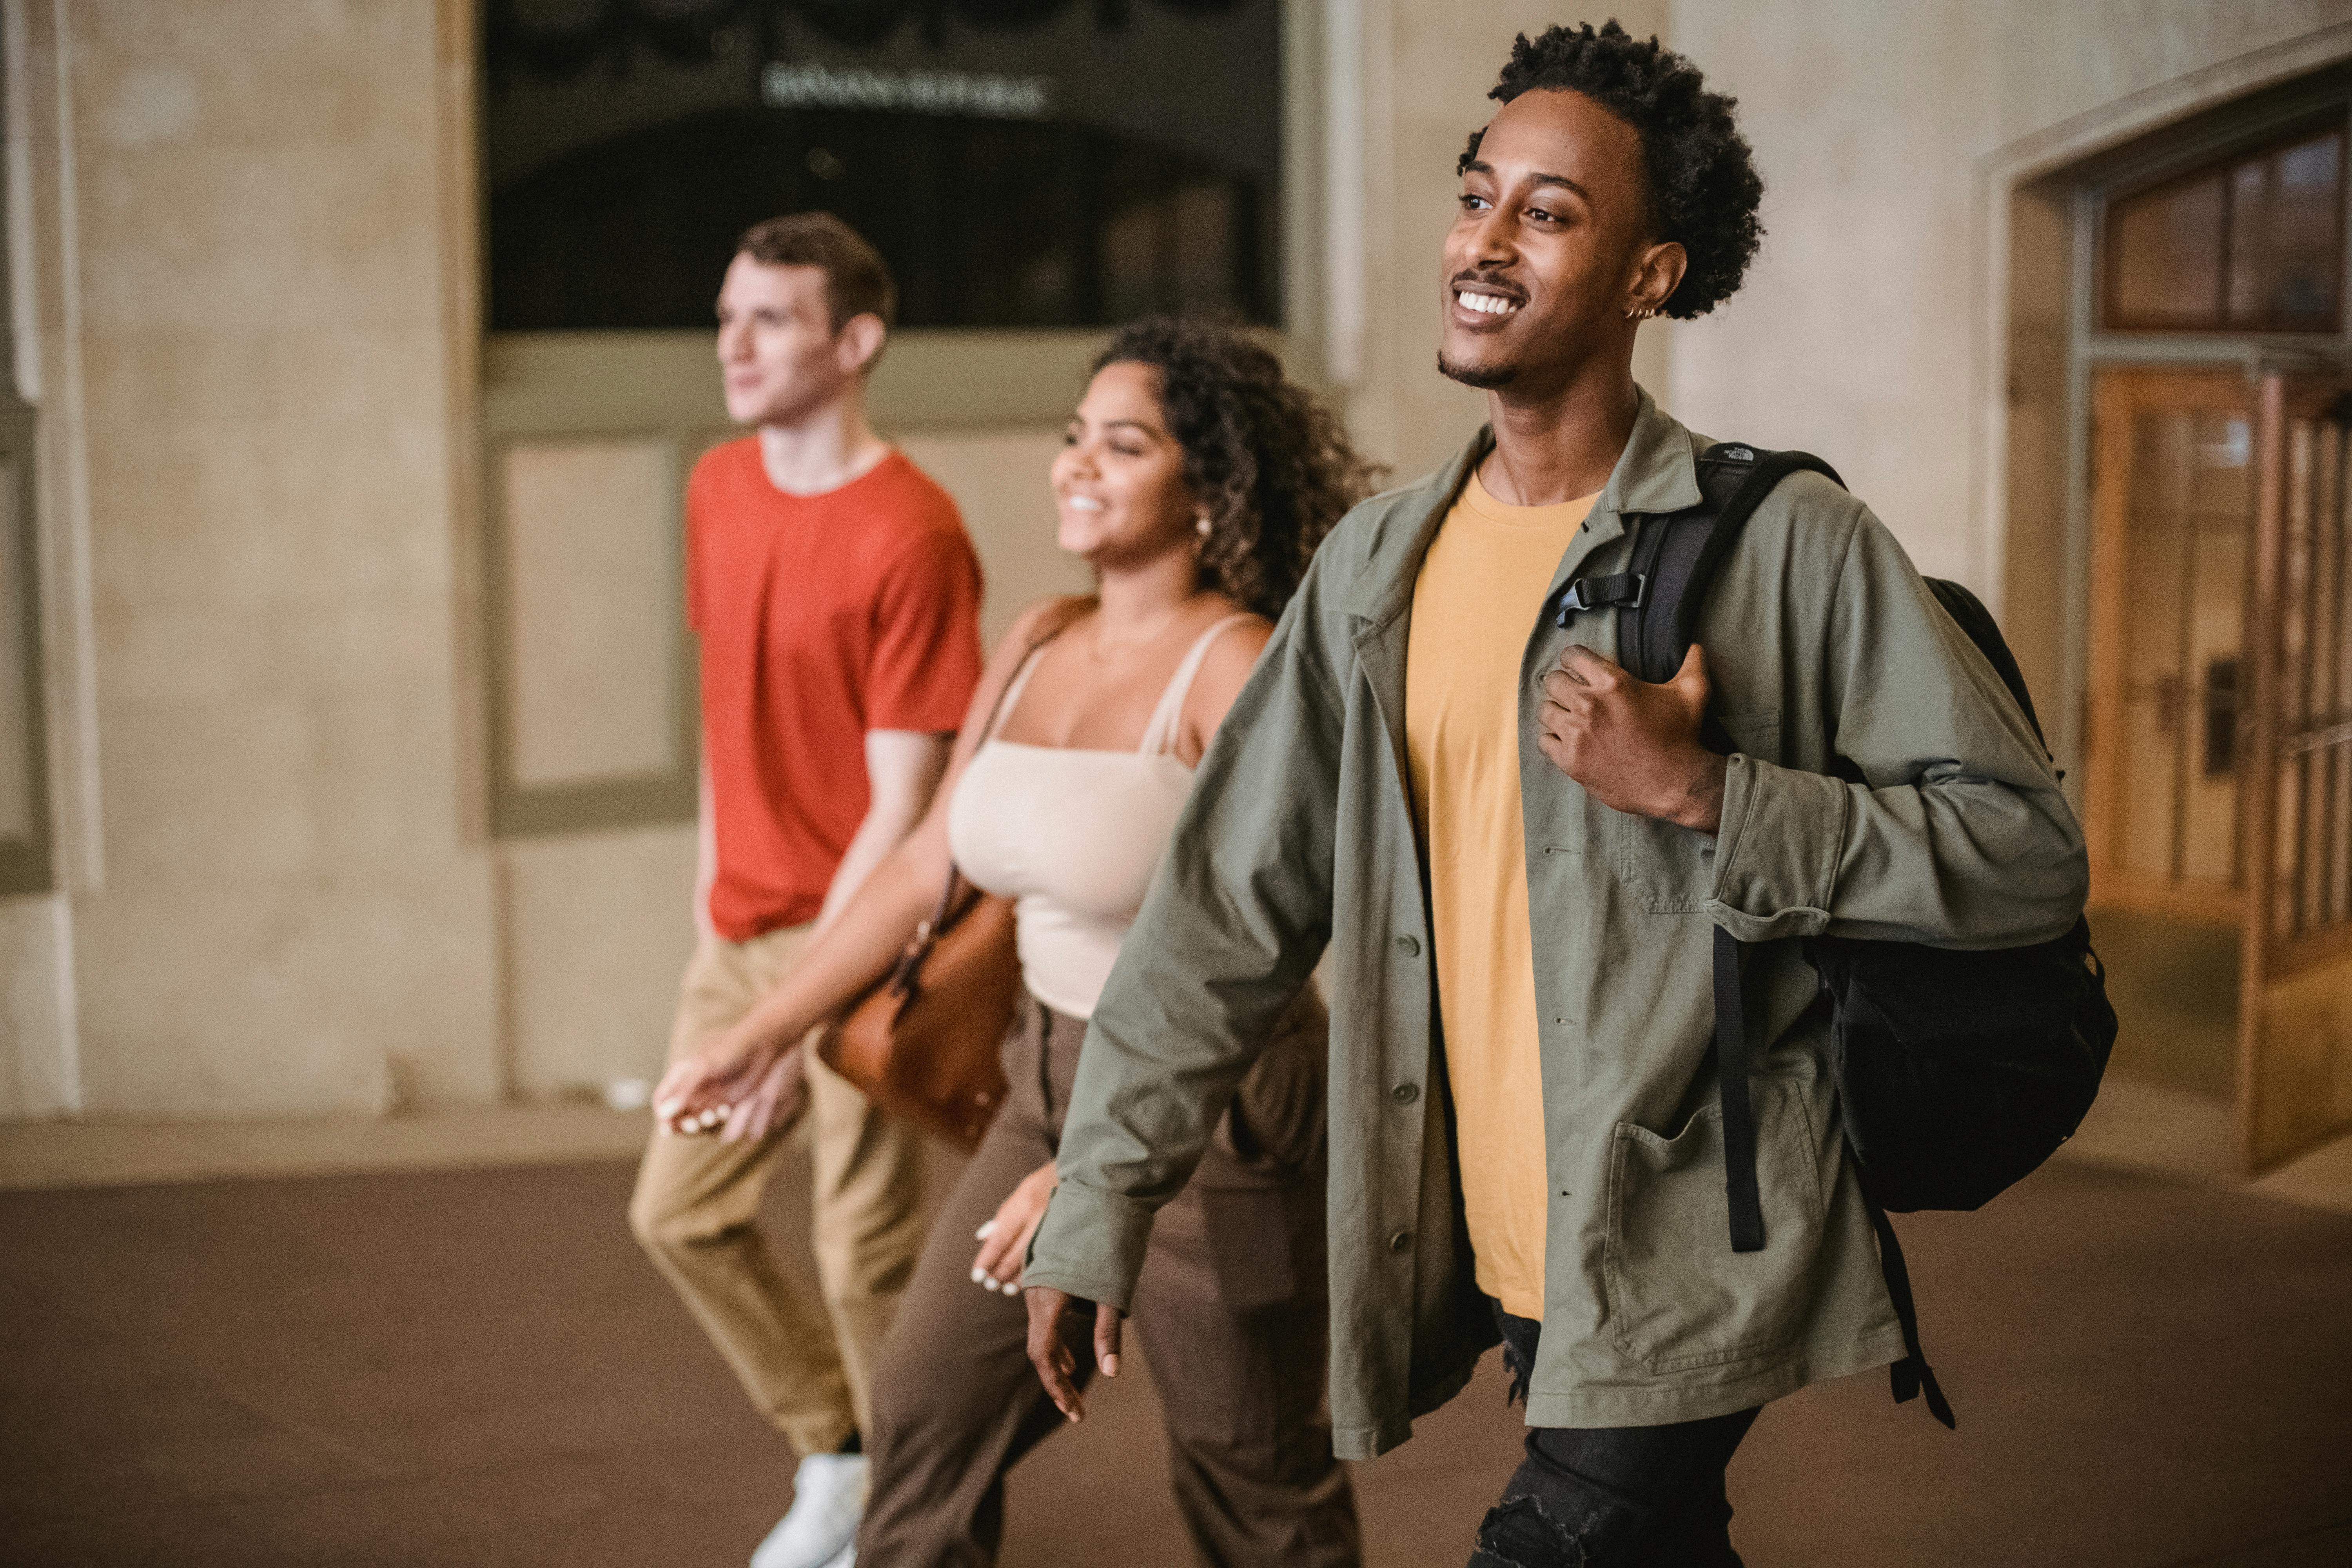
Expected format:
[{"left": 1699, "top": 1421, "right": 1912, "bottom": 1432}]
[{"left": 689, "top": 439, "right": 985, "bottom": 940}]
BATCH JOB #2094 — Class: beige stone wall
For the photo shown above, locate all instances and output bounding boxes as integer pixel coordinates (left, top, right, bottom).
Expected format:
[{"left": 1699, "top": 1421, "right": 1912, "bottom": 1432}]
[
  {"left": 0, "top": 895, "right": 71, "bottom": 1118},
  {"left": 13, "top": 2, "right": 2352, "bottom": 1129},
  {"left": 18, "top": 0, "right": 501, "bottom": 1118},
  {"left": 1351, "top": 2, "right": 2352, "bottom": 712},
  {"left": 2, "top": 0, "right": 79, "bottom": 1122},
  {"left": 1663, "top": 0, "right": 2352, "bottom": 591}
]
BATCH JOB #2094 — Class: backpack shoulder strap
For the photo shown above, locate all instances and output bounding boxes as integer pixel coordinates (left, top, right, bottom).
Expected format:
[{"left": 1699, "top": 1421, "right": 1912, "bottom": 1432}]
[
  {"left": 1925, "top": 577, "right": 2049, "bottom": 751},
  {"left": 1666, "top": 445, "right": 1844, "bottom": 658},
  {"left": 1573, "top": 441, "right": 1964, "bottom": 1432},
  {"left": 1559, "top": 443, "right": 1845, "bottom": 684}
]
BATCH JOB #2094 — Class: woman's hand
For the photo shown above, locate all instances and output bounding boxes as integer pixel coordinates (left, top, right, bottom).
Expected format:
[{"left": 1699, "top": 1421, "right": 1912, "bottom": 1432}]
[
  {"left": 971, "top": 1160, "right": 1058, "bottom": 1295},
  {"left": 653, "top": 1016, "right": 803, "bottom": 1141},
  {"left": 720, "top": 1043, "right": 809, "bottom": 1143}
]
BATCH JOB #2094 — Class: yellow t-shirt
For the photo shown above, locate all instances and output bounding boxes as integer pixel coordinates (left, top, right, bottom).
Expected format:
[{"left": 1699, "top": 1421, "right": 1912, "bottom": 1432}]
[{"left": 1404, "top": 471, "right": 1597, "bottom": 1319}]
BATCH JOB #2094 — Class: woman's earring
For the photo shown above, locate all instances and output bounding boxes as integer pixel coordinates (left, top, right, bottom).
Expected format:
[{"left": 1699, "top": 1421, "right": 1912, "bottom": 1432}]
[{"left": 1195, "top": 512, "right": 1213, "bottom": 538}]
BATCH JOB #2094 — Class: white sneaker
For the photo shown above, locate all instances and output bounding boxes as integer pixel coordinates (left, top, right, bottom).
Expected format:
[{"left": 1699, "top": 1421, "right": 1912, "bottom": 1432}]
[{"left": 750, "top": 1452, "right": 866, "bottom": 1568}]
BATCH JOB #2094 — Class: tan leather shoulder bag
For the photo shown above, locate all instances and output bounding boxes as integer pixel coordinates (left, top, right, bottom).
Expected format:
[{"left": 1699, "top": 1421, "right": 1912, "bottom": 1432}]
[{"left": 817, "top": 603, "right": 1083, "bottom": 1149}]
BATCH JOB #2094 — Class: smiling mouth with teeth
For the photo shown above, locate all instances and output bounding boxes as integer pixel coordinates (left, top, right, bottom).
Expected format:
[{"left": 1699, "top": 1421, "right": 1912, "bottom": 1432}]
[{"left": 1457, "top": 291, "right": 1521, "bottom": 316}]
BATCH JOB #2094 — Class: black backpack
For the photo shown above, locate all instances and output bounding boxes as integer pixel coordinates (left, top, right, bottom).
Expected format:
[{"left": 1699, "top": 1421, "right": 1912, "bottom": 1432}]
[{"left": 1558, "top": 443, "right": 2119, "bottom": 1428}]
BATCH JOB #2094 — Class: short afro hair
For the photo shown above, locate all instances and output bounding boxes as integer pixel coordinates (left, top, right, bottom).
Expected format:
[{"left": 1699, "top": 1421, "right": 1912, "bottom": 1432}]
[{"left": 1459, "top": 21, "right": 1762, "bottom": 319}]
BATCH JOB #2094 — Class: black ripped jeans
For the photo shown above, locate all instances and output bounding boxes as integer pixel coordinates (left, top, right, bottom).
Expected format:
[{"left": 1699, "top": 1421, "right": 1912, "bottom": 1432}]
[{"left": 1467, "top": 1307, "right": 1758, "bottom": 1568}]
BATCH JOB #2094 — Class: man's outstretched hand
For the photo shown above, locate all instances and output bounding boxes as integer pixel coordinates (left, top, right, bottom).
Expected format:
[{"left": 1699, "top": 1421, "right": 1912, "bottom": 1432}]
[
  {"left": 1025, "top": 1285, "right": 1122, "bottom": 1423},
  {"left": 1536, "top": 643, "right": 1727, "bottom": 833}
]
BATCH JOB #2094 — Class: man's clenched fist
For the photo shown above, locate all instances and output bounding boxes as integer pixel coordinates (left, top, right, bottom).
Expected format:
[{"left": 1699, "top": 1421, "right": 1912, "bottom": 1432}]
[{"left": 1535, "top": 642, "right": 1726, "bottom": 833}]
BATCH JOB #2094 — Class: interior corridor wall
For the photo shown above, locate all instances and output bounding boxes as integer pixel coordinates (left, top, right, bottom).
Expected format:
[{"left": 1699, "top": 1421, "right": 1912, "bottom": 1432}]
[
  {"left": 1662, "top": 0, "right": 2352, "bottom": 604},
  {"left": 21, "top": 3, "right": 2346, "bottom": 1126},
  {"left": 7, "top": 0, "right": 503, "bottom": 1119}
]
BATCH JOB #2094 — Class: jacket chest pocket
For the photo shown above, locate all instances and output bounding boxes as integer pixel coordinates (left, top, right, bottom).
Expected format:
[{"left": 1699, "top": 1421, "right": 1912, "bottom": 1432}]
[{"left": 1616, "top": 709, "right": 1779, "bottom": 913}]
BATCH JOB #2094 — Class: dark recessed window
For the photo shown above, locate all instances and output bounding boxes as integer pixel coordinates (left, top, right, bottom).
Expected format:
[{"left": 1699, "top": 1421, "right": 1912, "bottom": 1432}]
[
  {"left": 2102, "top": 119, "right": 2347, "bottom": 333},
  {"left": 485, "top": 0, "right": 1282, "bottom": 332}
]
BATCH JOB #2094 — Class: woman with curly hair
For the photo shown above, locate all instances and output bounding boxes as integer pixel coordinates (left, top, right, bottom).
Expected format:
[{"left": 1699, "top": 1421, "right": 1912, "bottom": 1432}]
[{"left": 657, "top": 316, "right": 1377, "bottom": 1566}]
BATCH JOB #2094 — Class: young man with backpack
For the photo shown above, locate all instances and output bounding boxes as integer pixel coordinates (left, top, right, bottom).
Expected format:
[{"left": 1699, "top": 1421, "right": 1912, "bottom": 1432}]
[{"left": 1019, "top": 23, "right": 2093, "bottom": 1567}]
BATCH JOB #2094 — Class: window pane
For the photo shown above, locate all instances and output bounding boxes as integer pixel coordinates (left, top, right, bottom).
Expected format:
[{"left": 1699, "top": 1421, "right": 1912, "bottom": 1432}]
[
  {"left": 2110, "top": 171, "right": 2226, "bottom": 327},
  {"left": 2226, "top": 131, "right": 2343, "bottom": 329},
  {"left": 2182, "top": 412, "right": 2251, "bottom": 884}
]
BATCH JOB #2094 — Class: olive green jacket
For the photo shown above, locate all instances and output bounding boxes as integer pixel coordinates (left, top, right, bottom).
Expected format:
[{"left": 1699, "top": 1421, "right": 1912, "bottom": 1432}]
[{"left": 1024, "top": 391, "right": 2087, "bottom": 1459}]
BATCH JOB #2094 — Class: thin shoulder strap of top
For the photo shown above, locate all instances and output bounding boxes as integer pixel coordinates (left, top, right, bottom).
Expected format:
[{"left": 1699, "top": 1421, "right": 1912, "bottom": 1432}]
[
  {"left": 980, "top": 598, "right": 1090, "bottom": 746},
  {"left": 984, "top": 646, "right": 1049, "bottom": 744},
  {"left": 1140, "top": 613, "right": 1259, "bottom": 757},
  {"left": 919, "top": 600, "right": 1089, "bottom": 938}
]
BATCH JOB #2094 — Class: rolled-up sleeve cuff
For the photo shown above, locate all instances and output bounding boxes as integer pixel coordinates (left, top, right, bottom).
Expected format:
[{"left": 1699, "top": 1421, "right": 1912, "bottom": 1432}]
[
  {"left": 1704, "top": 753, "right": 1845, "bottom": 943},
  {"left": 1022, "top": 1180, "right": 1156, "bottom": 1313}
]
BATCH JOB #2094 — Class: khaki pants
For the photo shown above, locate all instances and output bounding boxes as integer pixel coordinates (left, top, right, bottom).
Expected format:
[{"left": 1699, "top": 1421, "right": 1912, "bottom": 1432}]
[
  {"left": 858, "top": 994, "right": 1359, "bottom": 1567},
  {"left": 628, "top": 923, "right": 927, "bottom": 1456}
]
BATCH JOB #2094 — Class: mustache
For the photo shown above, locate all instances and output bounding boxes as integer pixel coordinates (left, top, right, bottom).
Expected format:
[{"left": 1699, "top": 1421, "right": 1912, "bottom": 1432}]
[{"left": 1448, "top": 270, "right": 1526, "bottom": 303}]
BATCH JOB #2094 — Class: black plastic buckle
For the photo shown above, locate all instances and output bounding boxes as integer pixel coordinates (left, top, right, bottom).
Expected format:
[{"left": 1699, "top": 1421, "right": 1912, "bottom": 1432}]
[{"left": 1557, "top": 570, "right": 1646, "bottom": 620}]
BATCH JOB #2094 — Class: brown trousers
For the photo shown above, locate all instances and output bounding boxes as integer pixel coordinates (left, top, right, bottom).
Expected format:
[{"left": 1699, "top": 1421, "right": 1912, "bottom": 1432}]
[
  {"left": 858, "top": 993, "right": 1360, "bottom": 1568},
  {"left": 628, "top": 923, "right": 928, "bottom": 1456}
]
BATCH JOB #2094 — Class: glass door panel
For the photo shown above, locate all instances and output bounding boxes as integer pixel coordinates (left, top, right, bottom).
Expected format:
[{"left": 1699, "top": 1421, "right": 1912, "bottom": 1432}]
[
  {"left": 2240, "top": 372, "right": 2352, "bottom": 1171},
  {"left": 2090, "top": 370, "right": 2254, "bottom": 910}
]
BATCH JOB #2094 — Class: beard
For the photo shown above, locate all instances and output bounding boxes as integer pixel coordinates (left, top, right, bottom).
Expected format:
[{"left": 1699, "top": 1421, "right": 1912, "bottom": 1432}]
[{"left": 1437, "top": 348, "right": 1516, "bottom": 389}]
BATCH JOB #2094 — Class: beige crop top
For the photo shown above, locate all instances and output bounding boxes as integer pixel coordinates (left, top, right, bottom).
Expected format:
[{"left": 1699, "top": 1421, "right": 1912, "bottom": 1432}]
[{"left": 946, "top": 614, "right": 1256, "bottom": 1020}]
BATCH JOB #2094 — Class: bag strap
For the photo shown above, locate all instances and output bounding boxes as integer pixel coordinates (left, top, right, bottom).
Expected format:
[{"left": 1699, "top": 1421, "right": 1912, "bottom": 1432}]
[
  {"left": 1712, "top": 926, "right": 1768, "bottom": 1254},
  {"left": 1566, "top": 445, "right": 1840, "bottom": 1255},
  {"left": 1866, "top": 1195, "right": 1956, "bottom": 1427},
  {"left": 893, "top": 600, "right": 1089, "bottom": 998},
  {"left": 1720, "top": 962, "right": 1958, "bottom": 1432},
  {"left": 1557, "top": 445, "right": 1844, "bottom": 685},
  {"left": 1564, "top": 446, "right": 1844, "bottom": 1256},
  {"left": 1657, "top": 447, "right": 1955, "bottom": 1429}
]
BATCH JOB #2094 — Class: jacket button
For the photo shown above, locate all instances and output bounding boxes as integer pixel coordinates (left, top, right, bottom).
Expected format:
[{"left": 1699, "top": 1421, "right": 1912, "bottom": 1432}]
[
  {"left": 1395, "top": 934, "right": 1421, "bottom": 957},
  {"left": 1390, "top": 1082, "right": 1420, "bottom": 1105},
  {"left": 1388, "top": 1229, "right": 1413, "bottom": 1253}
]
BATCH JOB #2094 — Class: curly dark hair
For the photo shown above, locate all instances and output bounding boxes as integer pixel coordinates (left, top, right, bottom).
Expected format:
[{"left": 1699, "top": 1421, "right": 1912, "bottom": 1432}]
[
  {"left": 1457, "top": 21, "right": 1762, "bottom": 319},
  {"left": 1096, "top": 318, "right": 1382, "bottom": 619}
]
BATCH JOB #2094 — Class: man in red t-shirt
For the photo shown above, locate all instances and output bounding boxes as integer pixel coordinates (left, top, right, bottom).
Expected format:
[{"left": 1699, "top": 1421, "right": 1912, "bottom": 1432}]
[{"left": 628, "top": 214, "right": 984, "bottom": 1568}]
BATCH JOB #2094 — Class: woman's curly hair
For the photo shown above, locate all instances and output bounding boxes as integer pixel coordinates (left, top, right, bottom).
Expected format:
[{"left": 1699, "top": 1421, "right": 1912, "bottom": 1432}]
[
  {"left": 1096, "top": 318, "right": 1382, "bottom": 619},
  {"left": 1459, "top": 21, "right": 1763, "bottom": 319}
]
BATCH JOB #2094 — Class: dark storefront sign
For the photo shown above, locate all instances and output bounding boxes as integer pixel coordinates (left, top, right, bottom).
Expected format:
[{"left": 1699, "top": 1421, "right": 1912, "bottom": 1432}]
[{"left": 486, "top": 0, "right": 1281, "bottom": 331}]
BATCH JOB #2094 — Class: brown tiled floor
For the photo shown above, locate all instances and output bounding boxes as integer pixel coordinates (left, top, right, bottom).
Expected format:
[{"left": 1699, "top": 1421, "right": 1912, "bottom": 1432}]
[{"left": 2, "top": 1157, "right": 2348, "bottom": 1567}]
